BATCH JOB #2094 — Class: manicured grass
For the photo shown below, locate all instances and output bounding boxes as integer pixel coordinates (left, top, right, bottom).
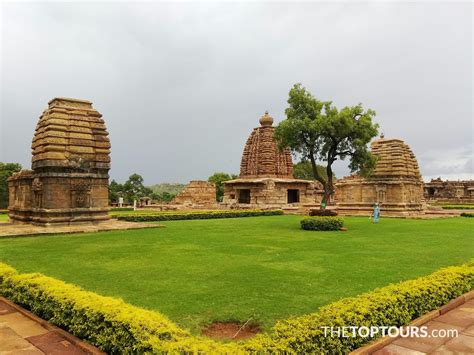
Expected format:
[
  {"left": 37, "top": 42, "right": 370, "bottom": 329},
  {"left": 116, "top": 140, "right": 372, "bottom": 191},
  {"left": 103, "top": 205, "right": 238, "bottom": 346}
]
[
  {"left": 0, "top": 214, "right": 8, "bottom": 222},
  {"left": 0, "top": 216, "right": 473, "bottom": 333}
]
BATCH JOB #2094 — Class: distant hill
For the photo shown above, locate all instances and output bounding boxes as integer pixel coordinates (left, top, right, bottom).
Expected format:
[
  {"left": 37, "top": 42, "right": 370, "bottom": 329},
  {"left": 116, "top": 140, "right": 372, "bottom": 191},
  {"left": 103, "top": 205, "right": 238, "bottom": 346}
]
[{"left": 148, "top": 183, "right": 186, "bottom": 195}]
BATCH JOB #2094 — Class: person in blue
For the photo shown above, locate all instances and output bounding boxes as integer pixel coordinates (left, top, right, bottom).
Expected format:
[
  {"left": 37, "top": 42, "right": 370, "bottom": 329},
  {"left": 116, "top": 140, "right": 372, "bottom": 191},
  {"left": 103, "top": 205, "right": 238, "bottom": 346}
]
[{"left": 372, "top": 203, "right": 380, "bottom": 223}]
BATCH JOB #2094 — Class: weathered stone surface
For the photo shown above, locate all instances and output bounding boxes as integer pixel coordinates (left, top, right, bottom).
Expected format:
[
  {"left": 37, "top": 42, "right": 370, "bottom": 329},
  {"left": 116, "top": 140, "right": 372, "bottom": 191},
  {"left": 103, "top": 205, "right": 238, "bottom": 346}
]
[
  {"left": 335, "top": 136, "right": 425, "bottom": 216},
  {"left": 224, "top": 112, "right": 323, "bottom": 209},
  {"left": 171, "top": 181, "right": 217, "bottom": 208},
  {"left": 240, "top": 112, "right": 293, "bottom": 179},
  {"left": 424, "top": 178, "right": 474, "bottom": 203},
  {"left": 8, "top": 98, "right": 111, "bottom": 225}
]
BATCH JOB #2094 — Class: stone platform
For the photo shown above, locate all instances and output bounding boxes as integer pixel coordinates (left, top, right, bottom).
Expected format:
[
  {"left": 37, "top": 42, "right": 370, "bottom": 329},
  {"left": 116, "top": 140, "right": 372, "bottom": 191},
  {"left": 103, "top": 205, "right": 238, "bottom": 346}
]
[
  {"left": 0, "top": 220, "right": 161, "bottom": 238},
  {"left": 352, "top": 290, "right": 474, "bottom": 354},
  {"left": 0, "top": 297, "right": 103, "bottom": 354}
]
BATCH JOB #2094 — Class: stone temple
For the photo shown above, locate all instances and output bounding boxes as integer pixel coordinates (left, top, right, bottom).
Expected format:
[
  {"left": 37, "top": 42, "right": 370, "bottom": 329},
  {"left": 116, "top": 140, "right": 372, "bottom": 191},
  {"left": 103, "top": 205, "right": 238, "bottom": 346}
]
[
  {"left": 335, "top": 135, "right": 425, "bottom": 216},
  {"left": 8, "top": 98, "right": 111, "bottom": 225},
  {"left": 223, "top": 112, "right": 323, "bottom": 210}
]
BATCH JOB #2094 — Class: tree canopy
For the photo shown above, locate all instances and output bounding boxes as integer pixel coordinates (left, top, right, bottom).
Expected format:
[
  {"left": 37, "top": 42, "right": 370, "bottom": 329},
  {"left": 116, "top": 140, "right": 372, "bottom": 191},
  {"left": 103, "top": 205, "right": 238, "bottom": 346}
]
[
  {"left": 0, "top": 162, "right": 22, "bottom": 209},
  {"left": 293, "top": 160, "right": 330, "bottom": 181},
  {"left": 275, "top": 83, "right": 379, "bottom": 204},
  {"left": 208, "top": 172, "right": 238, "bottom": 202}
]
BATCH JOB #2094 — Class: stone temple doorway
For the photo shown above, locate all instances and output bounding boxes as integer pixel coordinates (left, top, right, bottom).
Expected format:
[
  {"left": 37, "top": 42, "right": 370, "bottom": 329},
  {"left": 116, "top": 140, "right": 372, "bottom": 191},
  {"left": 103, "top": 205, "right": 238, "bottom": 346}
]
[
  {"left": 287, "top": 189, "right": 300, "bottom": 203},
  {"left": 238, "top": 189, "right": 251, "bottom": 204}
]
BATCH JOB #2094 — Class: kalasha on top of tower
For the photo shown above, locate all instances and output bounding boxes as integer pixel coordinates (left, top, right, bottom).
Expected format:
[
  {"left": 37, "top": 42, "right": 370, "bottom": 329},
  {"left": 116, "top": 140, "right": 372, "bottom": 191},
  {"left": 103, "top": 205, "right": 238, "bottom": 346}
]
[{"left": 239, "top": 112, "right": 293, "bottom": 179}]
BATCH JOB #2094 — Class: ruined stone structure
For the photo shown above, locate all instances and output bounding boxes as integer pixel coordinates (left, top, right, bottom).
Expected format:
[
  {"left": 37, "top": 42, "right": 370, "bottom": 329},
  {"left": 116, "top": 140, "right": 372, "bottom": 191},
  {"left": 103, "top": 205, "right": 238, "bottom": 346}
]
[
  {"left": 424, "top": 178, "right": 474, "bottom": 203},
  {"left": 335, "top": 136, "right": 425, "bottom": 216},
  {"left": 8, "top": 98, "right": 111, "bottom": 225},
  {"left": 223, "top": 112, "right": 323, "bottom": 210},
  {"left": 171, "top": 180, "right": 217, "bottom": 208}
]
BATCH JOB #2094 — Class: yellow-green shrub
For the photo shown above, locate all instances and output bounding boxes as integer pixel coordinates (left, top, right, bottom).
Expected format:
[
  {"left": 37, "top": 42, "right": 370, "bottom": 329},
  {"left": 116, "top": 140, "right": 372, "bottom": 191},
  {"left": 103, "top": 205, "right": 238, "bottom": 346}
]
[{"left": 0, "top": 261, "right": 472, "bottom": 353}]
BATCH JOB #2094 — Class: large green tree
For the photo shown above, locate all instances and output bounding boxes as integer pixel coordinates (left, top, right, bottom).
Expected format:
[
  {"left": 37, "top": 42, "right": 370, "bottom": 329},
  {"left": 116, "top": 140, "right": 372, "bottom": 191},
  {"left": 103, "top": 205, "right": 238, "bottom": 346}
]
[
  {"left": 275, "top": 84, "right": 379, "bottom": 205},
  {"left": 208, "top": 172, "right": 238, "bottom": 202},
  {"left": 293, "top": 160, "right": 329, "bottom": 181},
  {"left": 108, "top": 179, "right": 124, "bottom": 204},
  {"left": 0, "top": 162, "right": 22, "bottom": 209},
  {"left": 123, "top": 173, "right": 152, "bottom": 203}
]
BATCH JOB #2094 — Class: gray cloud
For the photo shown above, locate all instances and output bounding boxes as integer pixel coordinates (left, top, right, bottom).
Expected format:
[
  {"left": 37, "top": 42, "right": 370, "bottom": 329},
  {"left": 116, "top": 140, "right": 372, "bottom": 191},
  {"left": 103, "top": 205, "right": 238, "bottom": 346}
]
[{"left": 1, "top": 1, "right": 472, "bottom": 184}]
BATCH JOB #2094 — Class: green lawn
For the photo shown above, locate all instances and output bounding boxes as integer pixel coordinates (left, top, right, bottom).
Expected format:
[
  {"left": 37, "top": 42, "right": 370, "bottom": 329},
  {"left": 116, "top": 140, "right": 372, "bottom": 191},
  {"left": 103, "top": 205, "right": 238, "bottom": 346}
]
[
  {"left": 0, "top": 214, "right": 8, "bottom": 222},
  {"left": 0, "top": 216, "right": 473, "bottom": 333}
]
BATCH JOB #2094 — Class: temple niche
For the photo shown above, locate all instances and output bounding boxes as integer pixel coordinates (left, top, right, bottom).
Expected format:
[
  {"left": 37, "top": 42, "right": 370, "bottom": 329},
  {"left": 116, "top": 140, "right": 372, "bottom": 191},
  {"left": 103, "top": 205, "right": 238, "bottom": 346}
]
[
  {"left": 223, "top": 112, "right": 323, "bottom": 211},
  {"left": 335, "top": 135, "right": 425, "bottom": 216},
  {"left": 8, "top": 98, "right": 111, "bottom": 225}
]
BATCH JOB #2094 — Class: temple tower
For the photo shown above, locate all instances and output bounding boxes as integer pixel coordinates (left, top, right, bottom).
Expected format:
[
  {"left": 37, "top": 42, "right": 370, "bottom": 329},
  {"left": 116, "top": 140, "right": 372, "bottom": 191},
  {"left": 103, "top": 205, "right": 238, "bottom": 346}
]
[{"left": 8, "top": 98, "right": 111, "bottom": 225}]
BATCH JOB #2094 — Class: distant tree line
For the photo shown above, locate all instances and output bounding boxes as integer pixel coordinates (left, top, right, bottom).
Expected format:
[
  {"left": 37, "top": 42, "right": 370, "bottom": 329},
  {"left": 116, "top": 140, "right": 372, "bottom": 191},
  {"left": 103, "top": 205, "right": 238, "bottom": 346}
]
[{"left": 0, "top": 162, "right": 22, "bottom": 209}]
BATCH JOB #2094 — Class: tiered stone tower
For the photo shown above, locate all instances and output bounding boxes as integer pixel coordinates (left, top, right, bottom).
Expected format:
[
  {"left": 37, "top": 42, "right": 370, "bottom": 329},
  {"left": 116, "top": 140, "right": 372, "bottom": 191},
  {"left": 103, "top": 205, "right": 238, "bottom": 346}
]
[
  {"left": 239, "top": 112, "right": 293, "bottom": 178},
  {"left": 335, "top": 135, "right": 425, "bottom": 216},
  {"left": 8, "top": 98, "right": 111, "bottom": 225},
  {"left": 223, "top": 112, "right": 322, "bottom": 209}
]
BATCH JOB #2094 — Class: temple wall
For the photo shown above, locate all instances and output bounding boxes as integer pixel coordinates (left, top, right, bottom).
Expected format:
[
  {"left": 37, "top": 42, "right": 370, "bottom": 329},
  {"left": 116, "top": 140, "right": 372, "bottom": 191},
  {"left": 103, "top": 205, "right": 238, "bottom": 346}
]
[
  {"left": 171, "top": 180, "right": 217, "bottom": 208},
  {"left": 223, "top": 179, "right": 322, "bottom": 208}
]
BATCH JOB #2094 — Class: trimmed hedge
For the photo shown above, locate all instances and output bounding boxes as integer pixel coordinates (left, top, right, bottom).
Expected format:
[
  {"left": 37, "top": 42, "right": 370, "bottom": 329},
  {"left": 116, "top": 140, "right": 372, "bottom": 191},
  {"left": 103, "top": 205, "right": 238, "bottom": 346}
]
[
  {"left": 115, "top": 209, "right": 284, "bottom": 222},
  {"left": 309, "top": 209, "right": 338, "bottom": 217},
  {"left": 441, "top": 205, "right": 474, "bottom": 210},
  {"left": 244, "top": 261, "right": 474, "bottom": 353},
  {"left": 301, "top": 216, "right": 344, "bottom": 231},
  {"left": 461, "top": 212, "right": 474, "bottom": 217},
  {"left": 0, "top": 262, "right": 472, "bottom": 353},
  {"left": 0, "top": 209, "right": 8, "bottom": 215},
  {"left": 0, "top": 263, "right": 238, "bottom": 353}
]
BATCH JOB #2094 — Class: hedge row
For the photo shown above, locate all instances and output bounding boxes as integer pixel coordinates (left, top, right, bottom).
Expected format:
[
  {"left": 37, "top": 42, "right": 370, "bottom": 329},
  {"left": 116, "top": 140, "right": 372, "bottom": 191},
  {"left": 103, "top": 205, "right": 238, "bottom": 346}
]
[
  {"left": 309, "top": 209, "right": 338, "bottom": 217},
  {"left": 0, "top": 209, "right": 8, "bottom": 215},
  {"left": 0, "top": 262, "right": 472, "bottom": 353},
  {"left": 0, "top": 263, "right": 238, "bottom": 353},
  {"left": 301, "top": 216, "right": 344, "bottom": 231},
  {"left": 440, "top": 205, "right": 474, "bottom": 210},
  {"left": 115, "top": 209, "right": 284, "bottom": 222},
  {"left": 461, "top": 212, "right": 474, "bottom": 217}
]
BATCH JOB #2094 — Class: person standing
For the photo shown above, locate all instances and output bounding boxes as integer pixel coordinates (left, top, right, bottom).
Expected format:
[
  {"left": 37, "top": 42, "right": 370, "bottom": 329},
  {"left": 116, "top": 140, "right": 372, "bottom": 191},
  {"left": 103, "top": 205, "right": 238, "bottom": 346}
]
[{"left": 372, "top": 203, "right": 380, "bottom": 223}]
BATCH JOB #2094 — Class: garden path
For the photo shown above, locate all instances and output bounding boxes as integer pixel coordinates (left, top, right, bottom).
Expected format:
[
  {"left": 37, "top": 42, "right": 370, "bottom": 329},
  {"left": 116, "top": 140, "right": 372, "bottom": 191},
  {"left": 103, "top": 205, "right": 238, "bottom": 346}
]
[{"left": 0, "top": 297, "right": 103, "bottom": 354}]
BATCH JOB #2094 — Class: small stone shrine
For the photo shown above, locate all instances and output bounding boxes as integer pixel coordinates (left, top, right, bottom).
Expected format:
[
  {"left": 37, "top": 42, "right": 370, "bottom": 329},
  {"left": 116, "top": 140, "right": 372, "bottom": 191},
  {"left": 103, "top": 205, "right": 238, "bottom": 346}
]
[
  {"left": 223, "top": 112, "right": 323, "bottom": 209},
  {"left": 335, "top": 135, "right": 425, "bottom": 216},
  {"left": 171, "top": 180, "right": 217, "bottom": 208},
  {"left": 8, "top": 98, "right": 111, "bottom": 225}
]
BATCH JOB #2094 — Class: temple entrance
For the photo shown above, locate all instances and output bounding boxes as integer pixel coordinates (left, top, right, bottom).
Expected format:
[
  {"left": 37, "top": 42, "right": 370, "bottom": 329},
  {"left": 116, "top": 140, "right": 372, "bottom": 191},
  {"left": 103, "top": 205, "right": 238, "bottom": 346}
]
[
  {"left": 287, "top": 189, "right": 300, "bottom": 203},
  {"left": 238, "top": 189, "right": 251, "bottom": 204}
]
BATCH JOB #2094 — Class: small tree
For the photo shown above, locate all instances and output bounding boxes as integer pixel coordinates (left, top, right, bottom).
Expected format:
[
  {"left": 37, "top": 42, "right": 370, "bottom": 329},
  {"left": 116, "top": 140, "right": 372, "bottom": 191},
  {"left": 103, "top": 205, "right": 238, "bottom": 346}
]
[
  {"left": 108, "top": 179, "right": 124, "bottom": 204},
  {"left": 208, "top": 172, "right": 238, "bottom": 202},
  {"left": 0, "top": 162, "right": 22, "bottom": 208},
  {"left": 123, "top": 173, "right": 151, "bottom": 203},
  {"left": 275, "top": 84, "right": 379, "bottom": 206}
]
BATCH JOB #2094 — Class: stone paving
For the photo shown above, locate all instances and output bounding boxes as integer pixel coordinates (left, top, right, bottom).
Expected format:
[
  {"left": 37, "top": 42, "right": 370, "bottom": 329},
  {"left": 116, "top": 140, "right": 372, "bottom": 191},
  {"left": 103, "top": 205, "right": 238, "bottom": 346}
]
[
  {"left": 0, "top": 219, "right": 161, "bottom": 238},
  {"left": 366, "top": 297, "right": 474, "bottom": 354},
  {"left": 0, "top": 298, "right": 103, "bottom": 354}
]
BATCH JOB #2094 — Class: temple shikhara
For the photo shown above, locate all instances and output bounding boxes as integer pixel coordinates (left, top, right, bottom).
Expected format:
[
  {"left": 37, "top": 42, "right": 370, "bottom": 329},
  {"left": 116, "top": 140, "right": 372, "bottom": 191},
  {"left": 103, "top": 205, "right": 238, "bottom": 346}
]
[
  {"left": 223, "top": 112, "right": 323, "bottom": 210},
  {"left": 8, "top": 98, "right": 111, "bottom": 225},
  {"left": 335, "top": 135, "right": 425, "bottom": 216}
]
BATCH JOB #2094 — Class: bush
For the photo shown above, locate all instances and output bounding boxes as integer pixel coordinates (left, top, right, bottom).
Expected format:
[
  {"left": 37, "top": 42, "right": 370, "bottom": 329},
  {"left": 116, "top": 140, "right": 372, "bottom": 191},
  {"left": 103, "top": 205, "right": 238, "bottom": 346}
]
[
  {"left": 115, "top": 209, "right": 284, "bottom": 222},
  {"left": 0, "top": 209, "right": 8, "bottom": 215},
  {"left": 301, "top": 216, "right": 344, "bottom": 231},
  {"left": 110, "top": 207, "right": 134, "bottom": 212},
  {"left": 1, "top": 262, "right": 473, "bottom": 353},
  {"left": 309, "top": 209, "right": 338, "bottom": 216},
  {"left": 461, "top": 212, "right": 474, "bottom": 217},
  {"left": 441, "top": 205, "right": 474, "bottom": 210},
  {"left": 244, "top": 261, "right": 474, "bottom": 353}
]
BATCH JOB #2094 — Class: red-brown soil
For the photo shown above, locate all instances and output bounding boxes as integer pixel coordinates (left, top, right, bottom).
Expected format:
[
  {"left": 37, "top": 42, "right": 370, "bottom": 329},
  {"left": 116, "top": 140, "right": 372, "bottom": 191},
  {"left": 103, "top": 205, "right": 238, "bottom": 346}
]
[{"left": 201, "top": 321, "right": 261, "bottom": 340}]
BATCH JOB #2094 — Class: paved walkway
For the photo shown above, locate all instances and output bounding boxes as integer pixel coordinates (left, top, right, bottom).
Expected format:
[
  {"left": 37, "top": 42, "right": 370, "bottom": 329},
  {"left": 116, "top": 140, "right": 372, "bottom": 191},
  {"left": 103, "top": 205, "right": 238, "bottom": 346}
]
[
  {"left": 0, "top": 298, "right": 102, "bottom": 354},
  {"left": 0, "top": 219, "right": 161, "bottom": 238},
  {"left": 369, "top": 297, "right": 474, "bottom": 354}
]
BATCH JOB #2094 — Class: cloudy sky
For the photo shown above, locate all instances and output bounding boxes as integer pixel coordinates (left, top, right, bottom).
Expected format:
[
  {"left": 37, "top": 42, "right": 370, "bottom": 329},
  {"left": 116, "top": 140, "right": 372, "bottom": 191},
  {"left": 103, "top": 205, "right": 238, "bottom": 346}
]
[{"left": 1, "top": 1, "right": 472, "bottom": 184}]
